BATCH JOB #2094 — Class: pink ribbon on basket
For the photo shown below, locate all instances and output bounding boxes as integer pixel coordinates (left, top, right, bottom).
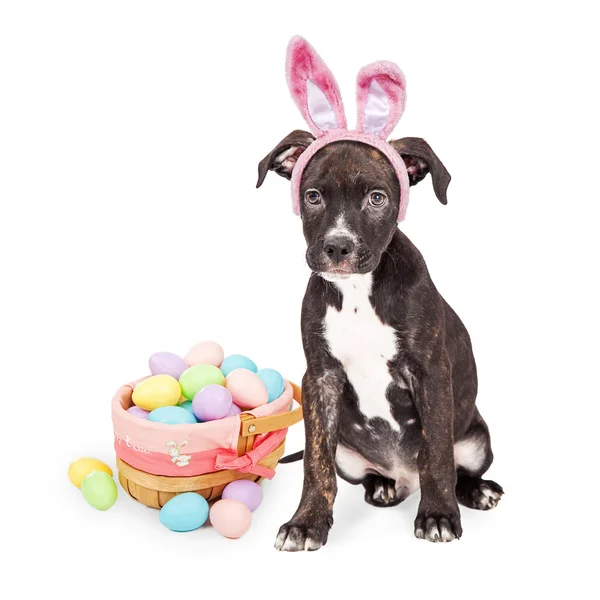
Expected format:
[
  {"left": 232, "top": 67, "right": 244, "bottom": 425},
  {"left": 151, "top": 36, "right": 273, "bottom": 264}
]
[{"left": 214, "top": 429, "right": 288, "bottom": 479}]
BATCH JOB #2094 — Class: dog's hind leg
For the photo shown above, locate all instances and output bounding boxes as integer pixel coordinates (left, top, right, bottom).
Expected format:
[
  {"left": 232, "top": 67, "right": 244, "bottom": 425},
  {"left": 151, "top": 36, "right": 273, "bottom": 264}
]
[{"left": 454, "top": 409, "right": 504, "bottom": 510}]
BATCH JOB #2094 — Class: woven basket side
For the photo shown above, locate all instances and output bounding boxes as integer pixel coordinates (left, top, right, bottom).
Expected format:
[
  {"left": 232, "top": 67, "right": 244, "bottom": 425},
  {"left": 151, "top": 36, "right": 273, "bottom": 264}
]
[{"left": 117, "top": 440, "right": 285, "bottom": 508}]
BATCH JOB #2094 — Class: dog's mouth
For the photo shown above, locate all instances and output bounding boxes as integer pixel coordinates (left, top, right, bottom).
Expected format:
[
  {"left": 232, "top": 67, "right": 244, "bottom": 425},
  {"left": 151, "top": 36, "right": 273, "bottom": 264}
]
[{"left": 319, "top": 268, "right": 355, "bottom": 281}]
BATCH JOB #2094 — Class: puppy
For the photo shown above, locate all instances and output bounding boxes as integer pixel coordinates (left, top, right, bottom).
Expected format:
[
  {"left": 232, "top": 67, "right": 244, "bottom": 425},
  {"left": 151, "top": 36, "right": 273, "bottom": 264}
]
[{"left": 257, "top": 40, "right": 503, "bottom": 552}]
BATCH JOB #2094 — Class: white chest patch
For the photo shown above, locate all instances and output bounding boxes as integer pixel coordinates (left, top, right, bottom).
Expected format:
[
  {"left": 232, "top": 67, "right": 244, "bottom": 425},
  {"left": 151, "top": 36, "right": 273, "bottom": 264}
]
[{"left": 324, "top": 274, "right": 400, "bottom": 430}]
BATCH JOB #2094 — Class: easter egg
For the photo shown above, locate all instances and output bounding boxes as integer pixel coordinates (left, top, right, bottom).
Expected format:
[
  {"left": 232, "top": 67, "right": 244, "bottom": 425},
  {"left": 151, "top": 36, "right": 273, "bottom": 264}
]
[
  {"left": 179, "top": 400, "right": 196, "bottom": 416},
  {"left": 127, "top": 406, "right": 150, "bottom": 419},
  {"left": 192, "top": 385, "right": 232, "bottom": 421},
  {"left": 179, "top": 364, "right": 225, "bottom": 400},
  {"left": 225, "top": 403, "right": 242, "bottom": 417},
  {"left": 184, "top": 341, "right": 224, "bottom": 368},
  {"left": 148, "top": 406, "right": 197, "bottom": 425},
  {"left": 68, "top": 458, "right": 113, "bottom": 489},
  {"left": 160, "top": 492, "right": 209, "bottom": 532},
  {"left": 226, "top": 369, "right": 268, "bottom": 409},
  {"left": 81, "top": 471, "right": 118, "bottom": 510},
  {"left": 209, "top": 499, "right": 252, "bottom": 539},
  {"left": 257, "top": 368, "right": 285, "bottom": 403},
  {"left": 149, "top": 351, "right": 188, "bottom": 379},
  {"left": 222, "top": 480, "right": 263, "bottom": 512},
  {"left": 132, "top": 375, "right": 180, "bottom": 411},
  {"left": 220, "top": 354, "right": 258, "bottom": 377}
]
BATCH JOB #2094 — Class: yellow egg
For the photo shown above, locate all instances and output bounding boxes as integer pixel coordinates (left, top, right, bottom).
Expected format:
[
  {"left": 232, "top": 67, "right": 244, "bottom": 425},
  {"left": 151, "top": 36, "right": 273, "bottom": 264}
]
[
  {"left": 132, "top": 374, "right": 180, "bottom": 411},
  {"left": 68, "top": 458, "right": 113, "bottom": 488}
]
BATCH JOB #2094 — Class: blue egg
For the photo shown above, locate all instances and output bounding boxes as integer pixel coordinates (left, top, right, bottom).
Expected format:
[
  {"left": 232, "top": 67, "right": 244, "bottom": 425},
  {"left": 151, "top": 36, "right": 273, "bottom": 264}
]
[
  {"left": 257, "top": 368, "right": 285, "bottom": 403},
  {"left": 160, "top": 492, "right": 209, "bottom": 532},
  {"left": 148, "top": 406, "right": 197, "bottom": 425},
  {"left": 220, "top": 354, "right": 258, "bottom": 377},
  {"left": 179, "top": 400, "right": 195, "bottom": 414}
]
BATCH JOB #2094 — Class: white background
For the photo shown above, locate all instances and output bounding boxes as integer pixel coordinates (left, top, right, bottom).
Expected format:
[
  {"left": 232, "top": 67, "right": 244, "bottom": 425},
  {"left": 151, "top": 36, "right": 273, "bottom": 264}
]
[{"left": 2, "top": 1, "right": 598, "bottom": 598}]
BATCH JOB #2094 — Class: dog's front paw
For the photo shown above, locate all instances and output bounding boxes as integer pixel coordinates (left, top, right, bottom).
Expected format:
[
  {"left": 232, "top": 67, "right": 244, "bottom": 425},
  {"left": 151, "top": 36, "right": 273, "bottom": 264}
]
[
  {"left": 414, "top": 511, "right": 462, "bottom": 543},
  {"left": 274, "top": 516, "right": 333, "bottom": 552}
]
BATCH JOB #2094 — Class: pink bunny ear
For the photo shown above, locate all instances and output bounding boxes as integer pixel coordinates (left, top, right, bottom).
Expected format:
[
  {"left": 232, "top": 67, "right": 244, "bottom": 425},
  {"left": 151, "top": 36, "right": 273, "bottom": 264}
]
[
  {"left": 356, "top": 61, "right": 406, "bottom": 139},
  {"left": 286, "top": 36, "right": 347, "bottom": 137}
]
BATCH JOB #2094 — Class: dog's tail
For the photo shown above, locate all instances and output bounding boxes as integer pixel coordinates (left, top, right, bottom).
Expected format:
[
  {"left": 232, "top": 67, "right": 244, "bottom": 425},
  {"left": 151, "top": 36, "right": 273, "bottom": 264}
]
[{"left": 279, "top": 450, "right": 304, "bottom": 464}]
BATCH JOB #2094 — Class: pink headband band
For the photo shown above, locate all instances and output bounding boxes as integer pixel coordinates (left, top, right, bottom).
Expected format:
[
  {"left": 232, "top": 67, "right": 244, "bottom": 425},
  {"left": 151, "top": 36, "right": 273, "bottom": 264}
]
[{"left": 286, "top": 36, "right": 410, "bottom": 222}]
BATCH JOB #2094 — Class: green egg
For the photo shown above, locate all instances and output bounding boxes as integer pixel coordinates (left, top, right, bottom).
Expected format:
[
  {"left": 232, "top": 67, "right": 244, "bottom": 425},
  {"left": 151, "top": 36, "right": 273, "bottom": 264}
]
[
  {"left": 81, "top": 471, "right": 118, "bottom": 510},
  {"left": 179, "top": 364, "right": 225, "bottom": 400}
]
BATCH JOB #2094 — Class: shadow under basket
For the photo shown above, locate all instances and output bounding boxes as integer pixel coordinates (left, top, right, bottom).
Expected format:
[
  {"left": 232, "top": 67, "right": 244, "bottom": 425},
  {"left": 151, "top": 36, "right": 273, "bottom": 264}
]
[{"left": 116, "top": 382, "right": 303, "bottom": 509}]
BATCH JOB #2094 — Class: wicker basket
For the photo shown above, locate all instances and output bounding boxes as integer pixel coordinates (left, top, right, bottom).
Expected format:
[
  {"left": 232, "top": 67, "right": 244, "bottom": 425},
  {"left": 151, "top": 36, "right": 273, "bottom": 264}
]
[{"left": 116, "top": 382, "right": 303, "bottom": 509}]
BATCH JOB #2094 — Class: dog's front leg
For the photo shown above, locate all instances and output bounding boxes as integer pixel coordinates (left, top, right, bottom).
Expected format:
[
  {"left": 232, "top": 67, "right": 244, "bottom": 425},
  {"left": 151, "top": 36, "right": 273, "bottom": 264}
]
[
  {"left": 413, "top": 356, "right": 462, "bottom": 543},
  {"left": 275, "top": 369, "right": 342, "bottom": 552}
]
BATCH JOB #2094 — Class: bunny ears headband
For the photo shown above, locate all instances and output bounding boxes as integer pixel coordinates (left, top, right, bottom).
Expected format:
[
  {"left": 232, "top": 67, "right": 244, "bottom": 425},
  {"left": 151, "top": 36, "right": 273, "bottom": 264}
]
[{"left": 286, "top": 36, "right": 411, "bottom": 221}]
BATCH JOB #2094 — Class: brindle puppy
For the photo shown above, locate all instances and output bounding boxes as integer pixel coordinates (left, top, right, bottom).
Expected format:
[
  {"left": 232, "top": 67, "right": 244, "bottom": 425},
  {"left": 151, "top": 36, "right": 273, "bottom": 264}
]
[{"left": 257, "top": 131, "right": 503, "bottom": 551}]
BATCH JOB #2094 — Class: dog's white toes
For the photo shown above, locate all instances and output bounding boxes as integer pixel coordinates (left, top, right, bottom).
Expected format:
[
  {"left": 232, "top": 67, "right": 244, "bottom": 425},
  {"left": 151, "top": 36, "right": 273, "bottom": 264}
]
[
  {"left": 439, "top": 521, "right": 456, "bottom": 542},
  {"left": 274, "top": 523, "right": 328, "bottom": 552},
  {"left": 304, "top": 536, "right": 324, "bottom": 551},
  {"left": 282, "top": 535, "right": 304, "bottom": 552},
  {"left": 477, "top": 483, "right": 503, "bottom": 510},
  {"left": 274, "top": 529, "right": 289, "bottom": 551},
  {"left": 415, "top": 516, "right": 459, "bottom": 543},
  {"left": 373, "top": 482, "right": 386, "bottom": 502}
]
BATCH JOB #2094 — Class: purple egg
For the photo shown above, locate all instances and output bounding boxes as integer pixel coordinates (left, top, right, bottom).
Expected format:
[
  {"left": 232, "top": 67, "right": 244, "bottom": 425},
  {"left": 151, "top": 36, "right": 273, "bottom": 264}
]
[
  {"left": 148, "top": 352, "right": 188, "bottom": 379},
  {"left": 127, "top": 406, "right": 150, "bottom": 419},
  {"left": 192, "top": 384, "right": 232, "bottom": 421},
  {"left": 225, "top": 403, "right": 242, "bottom": 417},
  {"left": 222, "top": 480, "right": 263, "bottom": 512}
]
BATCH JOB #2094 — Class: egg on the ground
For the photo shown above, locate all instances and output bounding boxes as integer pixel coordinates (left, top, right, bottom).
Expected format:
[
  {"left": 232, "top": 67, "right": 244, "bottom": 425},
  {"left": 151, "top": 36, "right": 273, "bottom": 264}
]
[
  {"left": 81, "top": 471, "right": 118, "bottom": 510},
  {"left": 68, "top": 458, "right": 113, "bottom": 488},
  {"left": 160, "top": 493, "right": 209, "bottom": 532},
  {"left": 222, "top": 480, "right": 263, "bottom": 512},
  {"left": 209, "top": 499, "right": 252, "bottom": 538}
]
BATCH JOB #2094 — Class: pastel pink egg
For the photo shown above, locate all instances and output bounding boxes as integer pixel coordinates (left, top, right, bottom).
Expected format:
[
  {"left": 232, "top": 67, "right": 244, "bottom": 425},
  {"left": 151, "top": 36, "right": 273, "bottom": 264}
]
[
  {"left": 184, "top": 341, "right": 224, "bottom": 368},
  {"left": 209, "top": 499, "right": 252, "bottom": 539},
  {"left": 225, "top": 369, "right": 268, "bottom": 409}
]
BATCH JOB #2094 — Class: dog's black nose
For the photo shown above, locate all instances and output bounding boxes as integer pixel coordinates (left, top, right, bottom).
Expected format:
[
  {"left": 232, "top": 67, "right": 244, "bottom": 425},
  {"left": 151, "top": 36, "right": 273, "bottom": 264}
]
[{"left": 324, "top": 237, "right": 355, "bottom": 264}]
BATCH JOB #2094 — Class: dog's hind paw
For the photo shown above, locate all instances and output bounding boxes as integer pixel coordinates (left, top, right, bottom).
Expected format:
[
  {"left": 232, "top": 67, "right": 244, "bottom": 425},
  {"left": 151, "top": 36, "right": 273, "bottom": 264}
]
[
  {"left": 274, "top": 517, "right": 332, "bottom": 552},
  {"left": 363, "top": 474, "right": 406, "bottom": 507},
  {"left": 456, "top": 476, "right": 504, "bottom": 511}
]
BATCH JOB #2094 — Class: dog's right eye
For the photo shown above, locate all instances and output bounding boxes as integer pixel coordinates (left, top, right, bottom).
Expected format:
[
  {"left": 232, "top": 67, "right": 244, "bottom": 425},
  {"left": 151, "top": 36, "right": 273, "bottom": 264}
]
[{"left": 305, "top": 190, "right": 322, "bottom": 205}]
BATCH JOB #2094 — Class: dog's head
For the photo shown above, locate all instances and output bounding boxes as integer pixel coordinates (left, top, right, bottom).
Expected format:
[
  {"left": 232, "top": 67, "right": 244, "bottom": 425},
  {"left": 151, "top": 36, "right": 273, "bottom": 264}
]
[
  {"left": 257, "top": 133, "right": 450, "bottom": 280},
  {"left": 256, "top": 37, "right": 451, "bottom": 280}
]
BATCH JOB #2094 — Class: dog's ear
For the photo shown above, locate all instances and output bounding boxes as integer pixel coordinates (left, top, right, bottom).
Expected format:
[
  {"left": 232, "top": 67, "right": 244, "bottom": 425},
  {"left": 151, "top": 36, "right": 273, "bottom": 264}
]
[
  {"left": 256, "top": 129, "right": 316, "bottom": 188},
  {"left": 389, "top": 137, "right": 451, "bottom": 205}
]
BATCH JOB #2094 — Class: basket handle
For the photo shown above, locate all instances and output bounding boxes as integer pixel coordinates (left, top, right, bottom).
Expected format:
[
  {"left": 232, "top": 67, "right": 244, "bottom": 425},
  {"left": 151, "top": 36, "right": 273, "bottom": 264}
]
[{"left": 239, "top": 381, "right": 303, "bottom": 437}]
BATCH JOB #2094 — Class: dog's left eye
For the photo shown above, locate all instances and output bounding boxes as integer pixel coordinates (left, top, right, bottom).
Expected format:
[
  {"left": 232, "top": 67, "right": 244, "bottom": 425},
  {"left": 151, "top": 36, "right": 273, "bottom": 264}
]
[{"left": 369, "top": 191, "right": 387, "bottom": 207}]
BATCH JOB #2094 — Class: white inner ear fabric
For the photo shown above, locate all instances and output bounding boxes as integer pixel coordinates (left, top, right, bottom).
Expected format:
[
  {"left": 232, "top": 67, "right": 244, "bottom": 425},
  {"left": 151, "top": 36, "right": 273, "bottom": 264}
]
[
  {"left": 306, "top": 79, "right": 339, "bottom": 131},
  {"left": 364, "top": 79, "right": 389, "bottom": 134}
]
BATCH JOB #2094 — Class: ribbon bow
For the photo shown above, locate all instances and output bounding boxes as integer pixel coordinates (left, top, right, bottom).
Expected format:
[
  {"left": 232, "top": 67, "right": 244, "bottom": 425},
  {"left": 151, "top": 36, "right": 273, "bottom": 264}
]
[{"left": 215, "top": 429, "right": 288, "bottom": 480}]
